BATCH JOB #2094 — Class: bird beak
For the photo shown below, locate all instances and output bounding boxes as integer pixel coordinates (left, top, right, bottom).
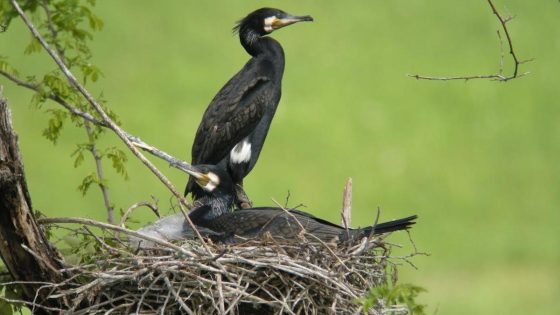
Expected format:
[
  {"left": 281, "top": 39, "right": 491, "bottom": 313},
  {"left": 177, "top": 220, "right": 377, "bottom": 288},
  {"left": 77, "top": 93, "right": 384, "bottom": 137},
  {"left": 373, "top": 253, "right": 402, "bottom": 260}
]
[
  {"left": 185, "top": 168, "right": 210, "bottom": 186},
  {"left": 272, "top": 14, "right": 314, "bottom": 30}
]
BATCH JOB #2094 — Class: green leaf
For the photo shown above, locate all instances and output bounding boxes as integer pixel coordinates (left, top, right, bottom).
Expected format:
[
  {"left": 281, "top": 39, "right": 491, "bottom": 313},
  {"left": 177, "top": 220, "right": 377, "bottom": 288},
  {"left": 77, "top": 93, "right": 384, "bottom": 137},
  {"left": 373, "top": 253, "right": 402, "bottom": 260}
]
[
  {"left": 23, "top": 36, "right": 42, "bottom": 55},
  {"left": 105, "top": 147, "right": 129, "bottom": 180},
  {"left": 358, "top": 283, "right": 427, "bottom": 315},
  {"left": 72, "top": 148, "right": 85, "bottom": 168},
  {"left": 0, "top": 299, "right": 12, "bottom": 315},
  {"left": 78, "top": 173, "right": 98, "bottom": 196},
  {"left": 42, "top": 109, "right": 68, "bottom": 144}
]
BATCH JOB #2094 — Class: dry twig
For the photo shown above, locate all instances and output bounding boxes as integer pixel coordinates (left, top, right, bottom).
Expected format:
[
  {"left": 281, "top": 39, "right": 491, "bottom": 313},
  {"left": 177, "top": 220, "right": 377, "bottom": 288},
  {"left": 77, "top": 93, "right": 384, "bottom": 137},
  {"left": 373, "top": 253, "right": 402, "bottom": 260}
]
[{"left": 408, "top": 0, "right": 532, "bottom": 82}]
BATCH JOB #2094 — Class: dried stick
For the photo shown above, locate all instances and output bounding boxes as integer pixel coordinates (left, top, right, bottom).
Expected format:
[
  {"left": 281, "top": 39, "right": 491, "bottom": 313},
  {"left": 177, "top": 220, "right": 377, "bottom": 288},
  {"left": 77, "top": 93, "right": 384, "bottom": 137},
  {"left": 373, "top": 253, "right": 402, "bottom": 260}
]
[
  {"left": 37, "top": 217, "right": 188, "bottom": 254},
  {"left": 341, "top": 177, "right": 352, "bottom": 229},
  {"left": 408, "top": 0, "right": 532, "bottom": 82},
  {"left": 9, "top": 0, "right": 209, "bottom": 247}
]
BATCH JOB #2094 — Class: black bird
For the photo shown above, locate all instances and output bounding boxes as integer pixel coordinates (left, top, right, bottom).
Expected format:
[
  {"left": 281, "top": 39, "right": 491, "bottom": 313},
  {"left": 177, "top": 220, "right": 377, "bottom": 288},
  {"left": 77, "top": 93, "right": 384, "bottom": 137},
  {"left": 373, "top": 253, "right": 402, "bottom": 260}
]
[
  {"left": 186, "top": 165, "right": 417, "bottom": 244},
  {"left": 185, "top": 8, "right": 313, "bottom": 208}
]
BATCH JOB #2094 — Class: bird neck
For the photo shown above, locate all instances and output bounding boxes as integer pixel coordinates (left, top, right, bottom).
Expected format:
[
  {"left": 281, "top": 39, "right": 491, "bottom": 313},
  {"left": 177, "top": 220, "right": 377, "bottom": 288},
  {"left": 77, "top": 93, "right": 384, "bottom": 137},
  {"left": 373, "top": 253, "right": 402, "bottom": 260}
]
[
  {"left": 189, "top": 192, "right": 234, "bottom": 226},
  {"left": 240, "top": 31, "right": 285, "bottom": 60}
]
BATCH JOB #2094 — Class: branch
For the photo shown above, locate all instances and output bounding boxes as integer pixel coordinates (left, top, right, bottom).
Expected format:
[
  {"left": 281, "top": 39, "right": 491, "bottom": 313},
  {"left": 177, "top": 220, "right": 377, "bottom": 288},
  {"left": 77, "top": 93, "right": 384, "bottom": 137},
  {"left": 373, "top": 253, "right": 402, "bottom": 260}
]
[
  {"left": 341, "top": 177, "right": 352, "bottom": 230},
  {"left": 9, "top": 0, "right": 209, "bottom": 248},
  {"left": 37, "top": 217, "right": 188, "bottom": 254},
  {"left": 408, "top": 0, "right": 532, "bottom": 82},
  {"left": 0, "top": 69, "right": 107, "bottom": 126},
  {"left": 0, "top": 69, "right": 199, "bottom": 177},
  {"left": 84, "top": 121, "right": 114, "bottom": 223}
]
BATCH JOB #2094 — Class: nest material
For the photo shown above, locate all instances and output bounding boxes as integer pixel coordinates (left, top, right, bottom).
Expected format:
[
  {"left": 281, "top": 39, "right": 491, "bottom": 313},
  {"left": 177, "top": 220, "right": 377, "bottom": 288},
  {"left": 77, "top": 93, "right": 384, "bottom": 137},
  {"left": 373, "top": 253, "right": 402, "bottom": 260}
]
[{"left": 12, "top": 226, "right": 415, "bottom": 314}]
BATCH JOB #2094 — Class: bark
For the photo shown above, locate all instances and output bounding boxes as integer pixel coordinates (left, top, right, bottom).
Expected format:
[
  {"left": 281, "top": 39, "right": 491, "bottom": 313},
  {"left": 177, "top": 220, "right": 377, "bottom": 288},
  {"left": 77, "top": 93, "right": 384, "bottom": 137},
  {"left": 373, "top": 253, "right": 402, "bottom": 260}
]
[{"left": 0, "top": 94, "right": 64, "bottom": 312}]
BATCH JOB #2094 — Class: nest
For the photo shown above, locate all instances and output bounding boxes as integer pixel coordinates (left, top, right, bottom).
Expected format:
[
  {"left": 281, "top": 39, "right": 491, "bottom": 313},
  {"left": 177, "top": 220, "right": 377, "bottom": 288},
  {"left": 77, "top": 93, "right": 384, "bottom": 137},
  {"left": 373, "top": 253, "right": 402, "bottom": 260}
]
[{"left": 15, "top": 219, "right": 416, "bottom": 315}]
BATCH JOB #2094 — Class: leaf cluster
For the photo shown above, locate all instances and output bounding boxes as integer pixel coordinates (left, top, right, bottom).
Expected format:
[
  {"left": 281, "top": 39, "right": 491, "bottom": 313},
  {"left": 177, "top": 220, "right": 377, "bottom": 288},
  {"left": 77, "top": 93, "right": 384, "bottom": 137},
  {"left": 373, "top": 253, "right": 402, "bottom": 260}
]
[
  {"left": 0, "top": 264, "right": 22, "bottom": 315},
  {"left": 358, "top": 283, "right": 427, "bottom": 315}
]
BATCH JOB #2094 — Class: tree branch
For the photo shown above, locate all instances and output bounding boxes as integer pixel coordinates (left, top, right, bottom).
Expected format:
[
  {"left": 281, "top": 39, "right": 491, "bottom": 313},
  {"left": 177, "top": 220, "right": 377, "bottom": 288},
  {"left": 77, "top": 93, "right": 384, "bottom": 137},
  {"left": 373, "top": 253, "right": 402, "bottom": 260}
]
[
  {"left": 0, "top": 69, "right": 107, "bottom": 126},
  {"left": 408, "top": 0, "right": 532, "bottom": 82},
  {"left": 9, "top": 0, "right": 209, "bottom": 248},
  {"left": 84, "top": 121, "right": 114, "bottom": 223}
]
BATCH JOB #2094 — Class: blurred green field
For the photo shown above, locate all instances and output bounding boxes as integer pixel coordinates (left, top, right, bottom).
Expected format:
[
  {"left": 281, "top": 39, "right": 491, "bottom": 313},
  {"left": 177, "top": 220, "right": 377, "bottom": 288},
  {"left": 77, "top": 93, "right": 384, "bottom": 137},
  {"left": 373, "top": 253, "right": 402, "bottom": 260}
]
[{"left": 2, "top": 1, "right": 560, "bottom": 314}]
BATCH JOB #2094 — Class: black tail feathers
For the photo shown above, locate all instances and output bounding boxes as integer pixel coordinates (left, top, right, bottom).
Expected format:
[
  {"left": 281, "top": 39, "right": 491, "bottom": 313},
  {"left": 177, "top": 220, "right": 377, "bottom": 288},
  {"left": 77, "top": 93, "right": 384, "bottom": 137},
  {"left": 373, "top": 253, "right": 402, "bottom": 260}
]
[{"left": 360, "top": 215, "right": 417, "bottom": 237}]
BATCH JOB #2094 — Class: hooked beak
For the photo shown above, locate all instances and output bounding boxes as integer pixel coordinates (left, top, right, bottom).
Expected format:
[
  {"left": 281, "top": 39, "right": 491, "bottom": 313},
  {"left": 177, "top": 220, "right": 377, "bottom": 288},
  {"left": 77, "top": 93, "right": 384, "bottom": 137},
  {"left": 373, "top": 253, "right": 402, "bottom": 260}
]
[
  {"left": 185, "top": 168, "right": 210, "bottom": 187},
  {"left": 272, "top": 14, "right": 314, "bottom": 30}
]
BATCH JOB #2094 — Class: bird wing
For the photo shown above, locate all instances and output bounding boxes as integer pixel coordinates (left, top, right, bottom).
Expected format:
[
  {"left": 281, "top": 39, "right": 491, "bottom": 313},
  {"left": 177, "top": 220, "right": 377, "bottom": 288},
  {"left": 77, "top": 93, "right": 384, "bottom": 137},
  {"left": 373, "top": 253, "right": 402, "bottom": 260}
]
[
  {"left": 191, "top": 72, "right": 271, "bottom": 165},
  {"left": 208, "top": 208, "right": 344, "bottom": 242}
]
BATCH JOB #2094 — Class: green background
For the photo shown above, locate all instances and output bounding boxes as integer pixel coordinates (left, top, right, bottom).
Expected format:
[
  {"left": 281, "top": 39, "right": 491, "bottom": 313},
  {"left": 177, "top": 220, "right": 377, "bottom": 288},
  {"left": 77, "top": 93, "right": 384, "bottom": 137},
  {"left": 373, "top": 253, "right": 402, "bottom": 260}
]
[{"left": 2, "top": 1, "right": 559, "bottom": 314}]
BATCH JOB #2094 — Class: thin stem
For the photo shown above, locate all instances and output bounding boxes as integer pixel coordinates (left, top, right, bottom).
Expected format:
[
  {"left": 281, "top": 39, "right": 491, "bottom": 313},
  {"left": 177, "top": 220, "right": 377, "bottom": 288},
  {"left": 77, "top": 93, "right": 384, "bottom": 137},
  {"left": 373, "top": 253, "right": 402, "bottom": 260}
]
[{"left": 84, "top": 121, "right": 114, "bottom": 224}]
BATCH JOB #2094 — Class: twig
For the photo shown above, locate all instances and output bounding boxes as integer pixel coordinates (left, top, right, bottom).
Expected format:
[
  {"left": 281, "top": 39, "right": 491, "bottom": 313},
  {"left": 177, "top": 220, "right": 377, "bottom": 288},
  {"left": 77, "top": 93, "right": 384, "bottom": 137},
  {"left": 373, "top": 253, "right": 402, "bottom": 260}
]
[
  {"left": 37, "top": 217, "right": 188, "bottom": 254},
  {"left": 408, "top": 0, "right": 532, "bottom": 82},
  {"left": 84, "top": 121, "right": 114, "bottom": 224},
  {"left": 164, "top": 276, "right": 194, "bottom": 315},
  {"left": 9, "top": 0, "right": 209, "bottom": 248},
  {"left": 119, "top": 200, "right": 160, "bottom": 228},
  {"left": 341, "top": 177, "right": 352, "bottom": 230},
  {"left": 0, "top": 70, "right": 200, "bottom": 178}
]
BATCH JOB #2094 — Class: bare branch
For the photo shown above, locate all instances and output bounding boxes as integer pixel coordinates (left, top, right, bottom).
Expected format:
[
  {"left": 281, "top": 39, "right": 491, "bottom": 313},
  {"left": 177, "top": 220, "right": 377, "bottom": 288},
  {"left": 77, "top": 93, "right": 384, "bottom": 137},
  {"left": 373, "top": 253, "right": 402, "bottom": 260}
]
[{"left": 408, "top": 0, "right": 532, "bottom": 82}]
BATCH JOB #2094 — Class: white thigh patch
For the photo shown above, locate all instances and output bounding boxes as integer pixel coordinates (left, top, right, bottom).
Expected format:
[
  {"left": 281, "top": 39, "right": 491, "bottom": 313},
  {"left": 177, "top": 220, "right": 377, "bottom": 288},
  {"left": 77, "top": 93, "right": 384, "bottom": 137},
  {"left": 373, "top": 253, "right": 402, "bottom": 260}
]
[{"left": 230, "top": 140, "right": 252, "bottom": 163}]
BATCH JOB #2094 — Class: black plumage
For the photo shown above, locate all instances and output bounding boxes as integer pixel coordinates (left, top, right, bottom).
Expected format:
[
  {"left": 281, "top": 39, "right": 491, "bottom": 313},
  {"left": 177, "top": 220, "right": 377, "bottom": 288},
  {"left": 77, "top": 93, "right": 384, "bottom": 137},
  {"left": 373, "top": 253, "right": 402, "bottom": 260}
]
[
  {"left": 185, "top": 8, "right": 313, "bottom": 207},
  {"left": 191, "top": 206, "right": 417, "bottom": 244},
  {"left": 185, "top": 164, "right": 417, "bottom": 244}
]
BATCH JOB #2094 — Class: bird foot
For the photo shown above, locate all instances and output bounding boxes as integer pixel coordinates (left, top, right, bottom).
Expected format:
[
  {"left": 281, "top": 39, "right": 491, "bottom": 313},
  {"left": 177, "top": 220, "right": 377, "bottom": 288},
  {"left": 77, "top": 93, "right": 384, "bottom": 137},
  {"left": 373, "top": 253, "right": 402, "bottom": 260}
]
[{"left": 235, "top": 184, "right": 253, "bottom": 209}]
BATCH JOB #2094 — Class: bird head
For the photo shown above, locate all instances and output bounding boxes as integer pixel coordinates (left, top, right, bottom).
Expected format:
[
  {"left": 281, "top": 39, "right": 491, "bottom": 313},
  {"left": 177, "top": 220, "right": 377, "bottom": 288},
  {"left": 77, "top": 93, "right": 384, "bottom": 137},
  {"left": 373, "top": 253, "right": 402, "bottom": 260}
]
[
  {"left": 233, "top": 8, "right": 313, "bottom": 38},
  {"left": 185, "top": 164, "right": 232, "bottom": 194}
]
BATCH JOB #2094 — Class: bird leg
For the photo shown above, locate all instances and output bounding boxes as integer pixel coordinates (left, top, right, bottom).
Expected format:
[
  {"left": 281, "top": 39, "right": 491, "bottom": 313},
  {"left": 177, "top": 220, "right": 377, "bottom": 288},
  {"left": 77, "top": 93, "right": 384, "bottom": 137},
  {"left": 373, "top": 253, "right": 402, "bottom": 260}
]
[{"left": 234, "top": 183, "right": 253, "bottom": 209}]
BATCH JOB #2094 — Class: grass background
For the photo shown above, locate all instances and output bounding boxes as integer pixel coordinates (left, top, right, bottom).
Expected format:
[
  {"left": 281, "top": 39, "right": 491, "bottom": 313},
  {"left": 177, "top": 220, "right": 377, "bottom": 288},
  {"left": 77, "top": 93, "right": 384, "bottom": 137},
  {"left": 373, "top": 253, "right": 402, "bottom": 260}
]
[{"left": 2, "top": 1, "right": 560, "bottom": 314}]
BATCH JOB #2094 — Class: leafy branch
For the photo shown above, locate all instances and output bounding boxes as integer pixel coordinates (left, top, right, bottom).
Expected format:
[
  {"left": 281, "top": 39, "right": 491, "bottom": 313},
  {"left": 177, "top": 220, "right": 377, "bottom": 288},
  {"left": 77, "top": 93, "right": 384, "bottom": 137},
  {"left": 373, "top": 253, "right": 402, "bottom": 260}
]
[
  {"left": 6, "top": 0, "right": 210, "bottom": 247},
  {"left": 1, "top": 0, "right": 121, "bottom": 223}
]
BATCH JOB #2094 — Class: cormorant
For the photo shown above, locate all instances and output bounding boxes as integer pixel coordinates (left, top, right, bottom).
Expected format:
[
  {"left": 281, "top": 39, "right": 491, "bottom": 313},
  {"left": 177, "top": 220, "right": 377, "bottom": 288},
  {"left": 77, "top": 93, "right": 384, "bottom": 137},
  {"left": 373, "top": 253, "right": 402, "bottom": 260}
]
[
  {"left": 186, "top": 165, "right": 417, "bottom": 244},
  {"left": 185, "top": 8, "right": 313, "bottom": 209}
]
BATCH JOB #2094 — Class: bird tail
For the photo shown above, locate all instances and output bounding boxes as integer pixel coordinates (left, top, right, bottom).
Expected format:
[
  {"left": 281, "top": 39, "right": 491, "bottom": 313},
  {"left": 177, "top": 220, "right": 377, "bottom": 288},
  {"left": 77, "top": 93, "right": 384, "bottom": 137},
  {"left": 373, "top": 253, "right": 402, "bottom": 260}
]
[{"left": 359, "top": 215, "right": 418, "bottom": 237}]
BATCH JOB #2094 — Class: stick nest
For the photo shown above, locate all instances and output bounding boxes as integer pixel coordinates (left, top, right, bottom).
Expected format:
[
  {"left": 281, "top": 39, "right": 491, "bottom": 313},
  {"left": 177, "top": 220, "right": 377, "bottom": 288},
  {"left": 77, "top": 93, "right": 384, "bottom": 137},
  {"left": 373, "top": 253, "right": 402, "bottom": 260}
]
[{"left": 16, "top": 226, "right": 416, "bottom": 314}]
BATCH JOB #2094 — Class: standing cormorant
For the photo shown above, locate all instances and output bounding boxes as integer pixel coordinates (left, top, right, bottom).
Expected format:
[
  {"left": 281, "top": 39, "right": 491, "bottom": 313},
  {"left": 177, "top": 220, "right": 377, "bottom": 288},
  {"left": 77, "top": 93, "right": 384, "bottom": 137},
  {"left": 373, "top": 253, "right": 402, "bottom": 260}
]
[
  {"left": 186, "top": 164, "right": 417, "bottom": 244},
  {"left": 185, "top": 8, "right": 313, "bottom": 208}
]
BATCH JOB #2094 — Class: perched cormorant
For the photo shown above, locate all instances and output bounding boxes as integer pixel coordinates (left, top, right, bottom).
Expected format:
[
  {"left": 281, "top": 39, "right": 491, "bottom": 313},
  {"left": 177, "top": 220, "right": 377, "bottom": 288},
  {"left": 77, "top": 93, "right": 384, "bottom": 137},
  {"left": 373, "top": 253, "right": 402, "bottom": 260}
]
[
  {"left": 185, "top": 8, "right": 313, "bottom": 208},
  {"left": 186, "top": 164, "right": 417, "bottom": 244}
]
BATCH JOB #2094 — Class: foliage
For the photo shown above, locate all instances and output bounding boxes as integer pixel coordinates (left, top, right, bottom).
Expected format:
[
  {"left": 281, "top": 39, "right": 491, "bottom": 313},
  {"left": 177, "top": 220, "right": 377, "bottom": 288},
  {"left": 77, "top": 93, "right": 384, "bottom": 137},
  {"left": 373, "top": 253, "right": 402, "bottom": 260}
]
[
  {"left": 358, "top": 283, "right": 427, "bottom": 315},
  {"left": 0, "top": 265, "right": 22, "bottom": 315},
  {"left": 0, "top": 0, "right": 127, "bottom": 197}
]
